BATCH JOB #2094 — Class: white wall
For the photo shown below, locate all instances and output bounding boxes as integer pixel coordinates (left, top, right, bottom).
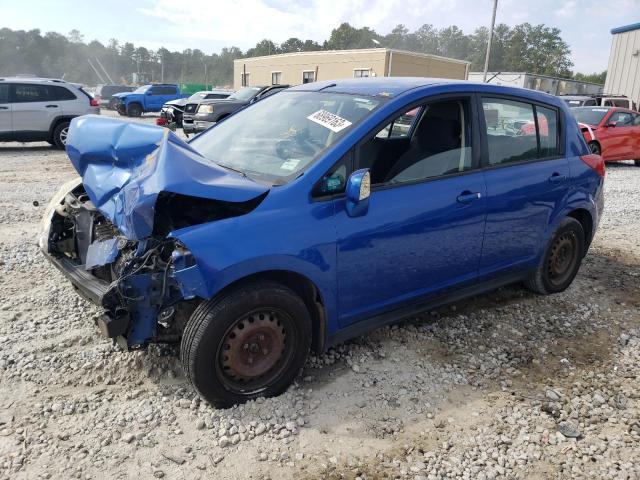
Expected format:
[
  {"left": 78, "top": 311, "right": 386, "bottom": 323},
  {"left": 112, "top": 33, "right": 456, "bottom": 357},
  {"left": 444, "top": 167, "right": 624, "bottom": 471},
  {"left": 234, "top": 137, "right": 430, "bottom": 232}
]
[{"left": 604, "top": 28, "right": 640, "bottom": 108}]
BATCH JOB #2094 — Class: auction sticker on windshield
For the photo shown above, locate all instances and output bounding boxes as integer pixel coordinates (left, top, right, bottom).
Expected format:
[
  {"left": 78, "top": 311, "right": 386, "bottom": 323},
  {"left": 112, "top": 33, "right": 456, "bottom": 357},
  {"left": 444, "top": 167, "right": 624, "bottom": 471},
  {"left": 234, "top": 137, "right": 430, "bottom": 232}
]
[{"left": 307, "top": 110, "right": 352, "bottom": 133}]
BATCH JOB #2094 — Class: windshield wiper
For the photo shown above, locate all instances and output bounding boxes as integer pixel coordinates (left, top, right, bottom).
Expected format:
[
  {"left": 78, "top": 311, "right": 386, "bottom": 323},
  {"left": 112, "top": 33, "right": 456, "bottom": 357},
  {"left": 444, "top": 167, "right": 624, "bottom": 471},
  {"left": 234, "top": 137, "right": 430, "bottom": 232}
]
[{"left": 215, "top": 162, "right": 249, "bottom": 178}]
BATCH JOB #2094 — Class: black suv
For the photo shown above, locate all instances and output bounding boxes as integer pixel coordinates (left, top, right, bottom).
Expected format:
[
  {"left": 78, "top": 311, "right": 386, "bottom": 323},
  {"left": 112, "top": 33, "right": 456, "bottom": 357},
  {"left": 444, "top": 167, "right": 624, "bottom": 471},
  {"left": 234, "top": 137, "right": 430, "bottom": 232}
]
[{"left": 183, "top": 85, "right": 289, "bottom": 135}]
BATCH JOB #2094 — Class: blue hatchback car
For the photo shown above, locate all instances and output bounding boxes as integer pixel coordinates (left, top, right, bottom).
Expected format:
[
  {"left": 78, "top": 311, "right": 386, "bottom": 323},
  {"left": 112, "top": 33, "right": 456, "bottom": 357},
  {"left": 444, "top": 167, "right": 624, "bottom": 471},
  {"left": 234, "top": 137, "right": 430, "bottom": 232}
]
[{"left": 40, "top": 78, "right": 604, "bottom": 407}]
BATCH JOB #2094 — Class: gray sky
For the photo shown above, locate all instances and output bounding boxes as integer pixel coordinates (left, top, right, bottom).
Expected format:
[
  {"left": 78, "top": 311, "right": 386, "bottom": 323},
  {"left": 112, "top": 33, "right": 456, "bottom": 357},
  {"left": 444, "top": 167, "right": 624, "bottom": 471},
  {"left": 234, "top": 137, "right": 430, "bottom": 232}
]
[{"left": 1, "top": 0, "right": 639, "bottom": 73}]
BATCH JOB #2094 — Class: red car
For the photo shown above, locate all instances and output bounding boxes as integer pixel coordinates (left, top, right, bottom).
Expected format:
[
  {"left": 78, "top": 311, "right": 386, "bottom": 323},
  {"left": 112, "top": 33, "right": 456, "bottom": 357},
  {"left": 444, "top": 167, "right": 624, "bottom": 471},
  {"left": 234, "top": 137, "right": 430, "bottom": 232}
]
[{"left": 572, "top": 107, "right": 640, "bottom": 165}]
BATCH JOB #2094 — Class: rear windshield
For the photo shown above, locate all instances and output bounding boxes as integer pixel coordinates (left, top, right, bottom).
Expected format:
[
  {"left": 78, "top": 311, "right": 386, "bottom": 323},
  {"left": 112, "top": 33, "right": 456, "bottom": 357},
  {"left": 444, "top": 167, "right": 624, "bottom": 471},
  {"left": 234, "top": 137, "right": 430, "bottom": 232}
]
[
  {"left": 571, "top": 108, "right": 609, "bottom": 126},
  {"left": 228, "top": 87, "right": 262, "bottom": 102}
]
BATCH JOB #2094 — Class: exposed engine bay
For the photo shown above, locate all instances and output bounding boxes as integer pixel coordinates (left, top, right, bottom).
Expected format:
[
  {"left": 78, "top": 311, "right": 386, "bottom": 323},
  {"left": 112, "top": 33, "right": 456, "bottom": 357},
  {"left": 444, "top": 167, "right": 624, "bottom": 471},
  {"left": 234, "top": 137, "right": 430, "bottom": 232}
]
[
  {"left": 43, "top": 182, "right": 263, "bottom": 348},
  {"left": 39, "top": 116, "right": 270, "bottom": 348},
  {"left": 44, "top": 182, "right": 199, "bottom": 347}
]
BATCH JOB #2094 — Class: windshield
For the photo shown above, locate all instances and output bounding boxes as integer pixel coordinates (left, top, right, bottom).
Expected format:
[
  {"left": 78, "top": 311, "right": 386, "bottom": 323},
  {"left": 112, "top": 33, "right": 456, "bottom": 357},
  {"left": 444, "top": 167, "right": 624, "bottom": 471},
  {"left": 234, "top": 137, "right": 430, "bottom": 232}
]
[
  {"left": 189, "top": 91, "right": 383, "bottom": 184},
  {"left": 133, "top": 85, "right": 149, "bottom": 93},
  {"left": 188, "top": 92, "right": 208, "bottom": 101},
  {"left": 571, "top": 107, "right": 609, "bottom": 126},
  {"left": 228, "top": 86, "right": 262, "bottom": 102}
]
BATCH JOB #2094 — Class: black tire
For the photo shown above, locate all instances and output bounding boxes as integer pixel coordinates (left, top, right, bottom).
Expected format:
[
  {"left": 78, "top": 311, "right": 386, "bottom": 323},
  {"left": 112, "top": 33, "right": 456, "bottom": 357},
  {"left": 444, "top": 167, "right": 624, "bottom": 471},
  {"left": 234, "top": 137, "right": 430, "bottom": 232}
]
[
  {"left": 634, "top": 160, "right": 640, "bottom": 167},
  {"left": 525, "top": 217, "right": 585, "bottom": 295},
  {"left": 126, "top": 103, "right": 142, "bottom": 117},
  {"left": 52, "top": 121, "right": 70, "bottom": 149},
  {"left": 180, "top": 282, "right": 312, "bottom": 408},
  {"left": 588, "top": 141, "right": 601, "bottom": 156}
]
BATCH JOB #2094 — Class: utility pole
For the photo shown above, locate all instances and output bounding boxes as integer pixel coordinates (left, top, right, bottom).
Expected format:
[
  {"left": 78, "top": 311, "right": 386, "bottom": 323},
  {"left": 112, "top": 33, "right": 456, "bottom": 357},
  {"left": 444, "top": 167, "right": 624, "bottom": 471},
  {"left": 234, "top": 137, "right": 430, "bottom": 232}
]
[
  {"left": 483, "top": 0, "right": 498, "bottom": 82},
  {"left": 160, "top": 51, "right": 164, "bottom": 83},
  {"left": 201, "top": 57, "right": 208, "bottom": 89}
]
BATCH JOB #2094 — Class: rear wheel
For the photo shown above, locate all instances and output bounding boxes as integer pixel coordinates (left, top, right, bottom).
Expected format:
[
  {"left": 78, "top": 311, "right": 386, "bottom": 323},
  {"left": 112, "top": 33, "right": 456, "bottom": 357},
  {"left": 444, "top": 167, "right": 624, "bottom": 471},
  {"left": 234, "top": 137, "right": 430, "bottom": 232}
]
[
  {"left": 634, "top": 160, "right": 640, "bottom": 166},
  {"left": 525, "top": 217, "right": 585, "bottom": 295},
  {"left": 180, "top": 282, "right": 311, "bottom": 408},
  {"left": 588, "top": 141, "right": 601, "bottom": 156},
  {"left": 52, "top": 121, "right": 70, "bottom": 149},
  {"left": 127, "top": 103, "right": 142, "bottom": 117}
]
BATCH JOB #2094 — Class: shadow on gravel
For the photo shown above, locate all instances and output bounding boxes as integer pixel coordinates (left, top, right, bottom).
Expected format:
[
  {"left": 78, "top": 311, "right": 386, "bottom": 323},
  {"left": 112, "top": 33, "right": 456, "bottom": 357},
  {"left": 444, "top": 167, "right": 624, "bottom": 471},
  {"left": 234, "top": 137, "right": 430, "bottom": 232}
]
[
  {"left": 116, "top": 243, "right": 639, "bottom": 410},
  {"left": 0, "top": 145, "right": 55, "bottom": 153}
]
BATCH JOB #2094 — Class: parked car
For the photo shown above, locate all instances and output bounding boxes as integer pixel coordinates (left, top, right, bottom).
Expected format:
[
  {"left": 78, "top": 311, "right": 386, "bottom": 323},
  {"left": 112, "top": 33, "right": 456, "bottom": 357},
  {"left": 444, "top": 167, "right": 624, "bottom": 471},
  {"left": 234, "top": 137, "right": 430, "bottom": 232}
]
[
  {"left": 572, "top": 106, "right": 640, "bottom": 165},
  {"left": 112, "top": 84, "right": 189, "bottom": 117},
  {"left": 94, "top": 84, "right": 134, "bottom": 110},
  {"left": 560, "top": 94, "right": 636, "bottom": 110},
  {"left": 40, "top": 78, "right": 604, "bottom": 407},
  {"left": 0, "top": 77, "right": 99, "bottom": 148},
  {"left": 182, "top": 85, "right": 288, "bottom": 135},
  {"left": 160, "top": 89, "right": 234, "bottom": 128}
]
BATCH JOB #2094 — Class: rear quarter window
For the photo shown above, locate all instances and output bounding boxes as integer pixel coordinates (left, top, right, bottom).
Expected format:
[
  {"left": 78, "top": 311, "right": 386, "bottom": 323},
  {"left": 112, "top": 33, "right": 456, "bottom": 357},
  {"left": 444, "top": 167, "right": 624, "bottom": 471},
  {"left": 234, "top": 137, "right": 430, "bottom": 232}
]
[{"left": 50, "top": 85, "right": 77, "bottom": 101}]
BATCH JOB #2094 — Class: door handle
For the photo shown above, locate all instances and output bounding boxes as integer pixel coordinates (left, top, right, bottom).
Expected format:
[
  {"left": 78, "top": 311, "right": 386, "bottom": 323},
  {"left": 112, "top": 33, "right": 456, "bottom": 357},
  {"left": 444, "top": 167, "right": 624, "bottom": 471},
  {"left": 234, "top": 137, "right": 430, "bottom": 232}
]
[
  {"left": 548, "top": 173, "right": 567, "bottom": 183},
  {"left": 45, "top": 104, "right": 58, "bottom": 108},
  {"left": 0, "top": 106, "right": 8, "bottom": 110},
  {"left": 457, "top": 191, "right": 481, "bottom": 204}
]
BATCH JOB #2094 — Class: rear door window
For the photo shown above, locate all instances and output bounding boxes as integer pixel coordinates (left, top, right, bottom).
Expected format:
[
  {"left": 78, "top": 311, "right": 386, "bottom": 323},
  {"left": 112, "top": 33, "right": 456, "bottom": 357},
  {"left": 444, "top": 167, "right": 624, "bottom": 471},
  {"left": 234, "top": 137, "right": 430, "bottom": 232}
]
[
  {"left": 13, "top": 84, "right": 51, "bottom": 103},
  {"left": 482, "top": 98, "right": 560, "bottom": 165},
  {"left": 482, "top": 99, "right": 538, "bottom": 165}
]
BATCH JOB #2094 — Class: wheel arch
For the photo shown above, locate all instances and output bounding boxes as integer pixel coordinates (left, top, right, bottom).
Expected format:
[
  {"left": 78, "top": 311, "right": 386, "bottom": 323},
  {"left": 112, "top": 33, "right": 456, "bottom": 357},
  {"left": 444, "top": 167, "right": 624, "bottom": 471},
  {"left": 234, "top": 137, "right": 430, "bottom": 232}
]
[
  {"left": 567, "top": 208, "right": 594, "bottom": 251},
  {"left": 207, "top": 269, "right": 327, "bottom": 353},
  {"left": 48, "top": 116, "right": 76, "bottom": 142}
]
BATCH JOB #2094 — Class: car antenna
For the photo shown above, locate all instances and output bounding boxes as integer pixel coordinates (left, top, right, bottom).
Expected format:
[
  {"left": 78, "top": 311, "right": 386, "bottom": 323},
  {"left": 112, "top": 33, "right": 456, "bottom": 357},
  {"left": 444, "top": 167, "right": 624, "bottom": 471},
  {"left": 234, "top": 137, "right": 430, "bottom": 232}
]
[{"left": 318, "top": 83, "right": 337, "bottom": 91}]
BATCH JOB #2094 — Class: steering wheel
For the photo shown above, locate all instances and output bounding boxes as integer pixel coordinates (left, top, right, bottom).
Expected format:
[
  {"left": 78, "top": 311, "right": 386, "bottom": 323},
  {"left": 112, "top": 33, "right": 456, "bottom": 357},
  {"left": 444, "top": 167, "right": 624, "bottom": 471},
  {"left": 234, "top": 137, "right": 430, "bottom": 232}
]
[{"left": 276, "top": 135, "right": 316, "bottom": 159}]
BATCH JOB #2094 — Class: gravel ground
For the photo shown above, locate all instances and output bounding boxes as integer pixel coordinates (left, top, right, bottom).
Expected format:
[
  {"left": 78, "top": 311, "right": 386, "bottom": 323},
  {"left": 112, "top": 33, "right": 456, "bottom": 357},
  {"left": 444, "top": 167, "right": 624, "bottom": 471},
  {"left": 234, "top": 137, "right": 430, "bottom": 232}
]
[{"left": 0, "top": 111, "right": 639, "bottom": 479}]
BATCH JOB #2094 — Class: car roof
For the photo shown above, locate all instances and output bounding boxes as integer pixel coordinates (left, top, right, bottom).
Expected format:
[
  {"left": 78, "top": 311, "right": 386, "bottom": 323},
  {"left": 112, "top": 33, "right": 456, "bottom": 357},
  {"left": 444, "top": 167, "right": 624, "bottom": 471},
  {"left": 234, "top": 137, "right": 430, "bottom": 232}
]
[
  {"left": 0, "top": 77, "right": 68, "bottom": 84},
  {"left": 287, "top": 77, "right": 564, "bottom": 106},
  {"left": 289, "top": 77, "right": 446, "bottom": 96}
]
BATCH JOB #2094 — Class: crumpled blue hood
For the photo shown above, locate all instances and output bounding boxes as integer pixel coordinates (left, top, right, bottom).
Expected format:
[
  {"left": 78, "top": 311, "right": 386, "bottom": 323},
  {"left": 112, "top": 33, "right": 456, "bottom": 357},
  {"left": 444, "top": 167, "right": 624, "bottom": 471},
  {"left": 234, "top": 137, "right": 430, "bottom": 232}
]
[{"left": 66, "top": 115, "right": 269, "bottom": 240}]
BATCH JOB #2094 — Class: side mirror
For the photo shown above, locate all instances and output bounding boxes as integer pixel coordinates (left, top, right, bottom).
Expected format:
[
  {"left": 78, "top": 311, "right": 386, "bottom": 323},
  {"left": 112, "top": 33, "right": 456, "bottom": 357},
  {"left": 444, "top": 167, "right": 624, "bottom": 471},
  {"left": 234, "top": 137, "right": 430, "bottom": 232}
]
[
  {"left": 606, "top": 121, "right": 617, "bottom": 128},
  {"left": 345, "top": 169, "right": 371, "bottom": 217},
  {"left": 146, "top": 91, "right": 153, "bottom": 96}
]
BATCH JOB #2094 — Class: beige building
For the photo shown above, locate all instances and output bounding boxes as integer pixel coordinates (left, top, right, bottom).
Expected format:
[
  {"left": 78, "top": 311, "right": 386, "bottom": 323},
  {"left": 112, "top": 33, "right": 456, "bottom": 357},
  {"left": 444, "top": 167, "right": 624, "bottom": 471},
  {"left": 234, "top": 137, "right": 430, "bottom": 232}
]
[
  {"left": 604, "top": 23, "right": 640, "bottom": 109},
  {"left": 233, "top": 48, "right": 469, "bottom": 89}
]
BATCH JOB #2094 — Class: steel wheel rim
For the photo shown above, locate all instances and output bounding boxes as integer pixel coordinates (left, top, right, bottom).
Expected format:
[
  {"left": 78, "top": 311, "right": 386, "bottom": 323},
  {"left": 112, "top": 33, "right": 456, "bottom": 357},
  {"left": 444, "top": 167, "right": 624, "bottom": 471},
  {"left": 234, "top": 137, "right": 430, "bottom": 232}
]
[
  {"left": 60, "top": 127, "right": 69, "bottom": 145},
  {"left": 547, "top": 232, "right": 578, "bottom": 287},
  {"left": 215, "top": 308, "right": 295, "bottom": 394}
]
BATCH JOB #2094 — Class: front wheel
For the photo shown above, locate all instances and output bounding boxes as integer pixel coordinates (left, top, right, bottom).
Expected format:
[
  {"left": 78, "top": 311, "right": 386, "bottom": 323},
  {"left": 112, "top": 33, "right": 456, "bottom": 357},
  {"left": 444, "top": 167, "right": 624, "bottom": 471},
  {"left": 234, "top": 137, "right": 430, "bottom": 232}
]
[
  {"left": 634, "top": 159, "right": 640, "bottom": 167},
  {"left": 52, "top": 121, "right": 70, "bottom": 149},
  {"left": 525, "top": 217, "right": 585, "bottom": 295},
  {"left": 180, "top": 282, "right": 311, "bottom": 408},
  {"left": 126, "top": 103, "right": 142, "bottom": 117}
]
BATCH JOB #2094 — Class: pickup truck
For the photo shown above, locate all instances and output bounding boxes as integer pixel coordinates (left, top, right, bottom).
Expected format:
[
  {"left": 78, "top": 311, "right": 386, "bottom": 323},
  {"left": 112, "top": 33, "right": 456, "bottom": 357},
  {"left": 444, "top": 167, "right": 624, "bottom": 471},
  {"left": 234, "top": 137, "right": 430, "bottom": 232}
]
[
  {"left": 113, "top": 84, "right": 189, "bottom": 117},
  {"left": 183, "top": 85, "right": 289, "bottom": 134}
]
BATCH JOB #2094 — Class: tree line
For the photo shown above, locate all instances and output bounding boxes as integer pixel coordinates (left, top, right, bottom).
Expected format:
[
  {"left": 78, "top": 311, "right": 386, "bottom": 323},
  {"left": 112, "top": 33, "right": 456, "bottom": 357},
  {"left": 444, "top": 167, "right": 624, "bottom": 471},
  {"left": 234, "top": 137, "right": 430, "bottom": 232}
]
[{"left": 0, "top": 23, "right": 606, "bottom": 88}]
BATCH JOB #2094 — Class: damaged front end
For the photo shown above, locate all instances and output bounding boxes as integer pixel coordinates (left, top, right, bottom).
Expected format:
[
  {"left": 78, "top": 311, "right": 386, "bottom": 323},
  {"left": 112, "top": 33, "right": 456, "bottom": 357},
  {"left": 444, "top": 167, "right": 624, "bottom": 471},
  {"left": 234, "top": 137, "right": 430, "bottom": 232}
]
[{"left": 40, "top": 116, "right": 268, "bottom": 348}]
